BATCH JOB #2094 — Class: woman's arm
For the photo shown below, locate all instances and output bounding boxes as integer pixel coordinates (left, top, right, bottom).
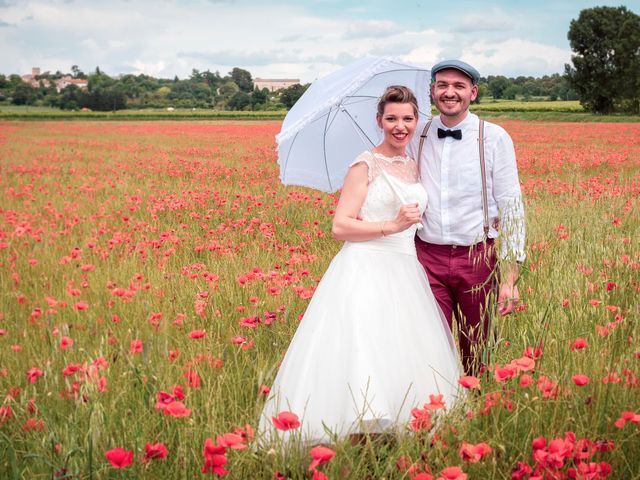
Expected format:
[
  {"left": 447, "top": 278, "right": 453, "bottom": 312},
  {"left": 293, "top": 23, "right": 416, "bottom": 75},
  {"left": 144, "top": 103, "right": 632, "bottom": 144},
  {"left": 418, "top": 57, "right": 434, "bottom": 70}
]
[{"left": 331, "top": 162, "right": 421, "bottom": 241}]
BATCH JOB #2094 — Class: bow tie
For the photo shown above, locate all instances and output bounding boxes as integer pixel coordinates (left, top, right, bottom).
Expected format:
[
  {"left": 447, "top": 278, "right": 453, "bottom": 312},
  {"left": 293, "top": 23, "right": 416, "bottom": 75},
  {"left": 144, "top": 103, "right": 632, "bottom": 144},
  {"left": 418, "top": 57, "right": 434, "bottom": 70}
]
[{"left": 437, "top": 128, "right": 462, "bottom": 140}]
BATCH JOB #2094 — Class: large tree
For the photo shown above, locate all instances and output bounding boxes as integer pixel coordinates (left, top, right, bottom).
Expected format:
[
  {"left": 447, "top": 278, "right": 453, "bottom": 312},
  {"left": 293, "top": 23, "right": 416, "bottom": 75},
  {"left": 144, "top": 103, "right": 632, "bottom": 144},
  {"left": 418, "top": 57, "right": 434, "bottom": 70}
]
[
  {"left": 230, "top": 68, "right": 253, "bottom": 93},
  {"left": 565, "top": 6, "right": 640, "bottom": 114}
]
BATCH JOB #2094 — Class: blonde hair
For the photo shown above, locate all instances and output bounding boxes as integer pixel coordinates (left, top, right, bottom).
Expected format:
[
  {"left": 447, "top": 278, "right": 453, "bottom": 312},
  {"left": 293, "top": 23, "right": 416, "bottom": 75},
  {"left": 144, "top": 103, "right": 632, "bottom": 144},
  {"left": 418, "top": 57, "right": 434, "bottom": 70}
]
[{"left": 376, "top": 85, "right": 419, "bottom": 117}]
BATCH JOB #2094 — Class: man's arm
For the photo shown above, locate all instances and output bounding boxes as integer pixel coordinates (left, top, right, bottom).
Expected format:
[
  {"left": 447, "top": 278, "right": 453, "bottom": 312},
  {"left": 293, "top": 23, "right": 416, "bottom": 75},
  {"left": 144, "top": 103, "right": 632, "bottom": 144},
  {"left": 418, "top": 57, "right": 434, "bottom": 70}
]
[{"left": 491, "top": 129, "right": 525, "bottom": 315}]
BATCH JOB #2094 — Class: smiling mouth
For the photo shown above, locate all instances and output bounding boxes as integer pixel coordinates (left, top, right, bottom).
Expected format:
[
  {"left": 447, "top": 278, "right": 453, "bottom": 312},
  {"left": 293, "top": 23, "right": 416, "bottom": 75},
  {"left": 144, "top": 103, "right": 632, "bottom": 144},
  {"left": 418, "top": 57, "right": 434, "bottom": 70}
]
[{"left": 392, "top": 133, "right": 408, "bottom": 140}]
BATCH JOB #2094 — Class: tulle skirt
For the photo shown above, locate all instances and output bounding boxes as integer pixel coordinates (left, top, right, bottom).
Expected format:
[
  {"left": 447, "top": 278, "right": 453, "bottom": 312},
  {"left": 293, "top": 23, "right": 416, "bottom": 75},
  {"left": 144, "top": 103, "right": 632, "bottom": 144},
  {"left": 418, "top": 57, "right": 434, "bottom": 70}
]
[{"left": 259, "top": 235, "right": 461, "bottom": 444}]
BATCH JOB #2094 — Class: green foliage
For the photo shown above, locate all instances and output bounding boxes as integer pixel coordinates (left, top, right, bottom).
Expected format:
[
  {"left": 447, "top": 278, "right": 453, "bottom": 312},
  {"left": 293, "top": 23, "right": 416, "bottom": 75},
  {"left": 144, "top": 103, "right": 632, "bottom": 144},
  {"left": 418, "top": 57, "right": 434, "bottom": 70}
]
[
  {"left": 11, "top": 83, "right": 38, "bottom": 105},
  {"left": 279, "top": 83, "right": 309, "bottom": 109},
  {"left": 227, "top": 91, "right": 251, "bottom": 111},
  {"left": 565, "top": 6, "right": 640, "bottom": 114},
  {"left": 487, "top": 76, "right": 509, "bottom": 99},
  {"left": 230, "top": 67, "right": 254, "bottom": 93}
]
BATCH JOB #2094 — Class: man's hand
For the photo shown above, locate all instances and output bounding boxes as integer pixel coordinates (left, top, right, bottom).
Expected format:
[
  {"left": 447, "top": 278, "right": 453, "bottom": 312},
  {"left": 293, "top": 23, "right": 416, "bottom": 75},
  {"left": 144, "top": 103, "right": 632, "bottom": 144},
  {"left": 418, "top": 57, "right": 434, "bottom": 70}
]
[{"left": 497, "top": 263, "right": 520, "bottom": 316}]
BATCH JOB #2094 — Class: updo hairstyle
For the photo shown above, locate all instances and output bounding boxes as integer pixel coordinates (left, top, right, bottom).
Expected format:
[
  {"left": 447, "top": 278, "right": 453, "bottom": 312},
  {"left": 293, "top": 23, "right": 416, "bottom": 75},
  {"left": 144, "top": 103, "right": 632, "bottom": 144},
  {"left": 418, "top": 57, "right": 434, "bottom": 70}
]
[{"left": 376, "top": 85, "right": 419, "bottom": 118}]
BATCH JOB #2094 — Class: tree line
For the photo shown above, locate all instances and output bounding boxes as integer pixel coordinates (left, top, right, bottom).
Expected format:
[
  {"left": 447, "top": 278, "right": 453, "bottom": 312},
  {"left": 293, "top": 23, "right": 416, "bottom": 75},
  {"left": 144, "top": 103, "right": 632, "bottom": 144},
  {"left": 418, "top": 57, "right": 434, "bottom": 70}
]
[
  {"left": 0, "top": 66, "right": 310, "bottom": 112},
  {"left": 0, "top": 66, "right": 579, "bottom": 112},
  {"left": 0, "top": 6, "right": 637, "bottom": 114}
]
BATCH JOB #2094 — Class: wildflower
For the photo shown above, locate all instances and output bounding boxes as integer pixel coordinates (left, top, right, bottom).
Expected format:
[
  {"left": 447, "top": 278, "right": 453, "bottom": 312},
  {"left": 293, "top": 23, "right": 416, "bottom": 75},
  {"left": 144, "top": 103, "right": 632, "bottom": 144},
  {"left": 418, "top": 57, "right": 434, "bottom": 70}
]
[
  {"left": 438, "top": 466, "right": 467, "bottom": 480},
  {"left": 494, "top": 364, "right": 517, "bottom": 382},
  {"left": 308, "top": 445, "right": 336, "bottom": 470},
  {"left": 27, "top": 367, "right": 43, "bottom": 384},
  {"left": 572, "top": 374, "right": 590, "bottom": 386},
  {"left": 105, "top": 447, "right": 134, "bottom": 468},
  {"left": 519, "top": 374, "right": 534, "bottom": 388},
  {"left": 202, "top": 438, "right": 228, "bottom": 476},
  {"left": 410, "top": 406, "right": 432, "bottom": 431},
  {"left": 272, "top": 411, "right": 300, "bottom": 431},
  {"left": 459, "top": 442, "right": 492, "bottom": 463},
  {"left": 60, "top": 336, "right": 74, "bottom": 350},
  {"left": 571, "top": 338, "right": 588, "bottom": 351},
  {"left": 163, "top": 401, "right": 191, "bottom": 418},
  {"left": 189, "top": 329, "right": 206, "bottom": 339},
  {"left": 143, "top": 442, "right": 168, "bottom": 462},
  {"left": 130, "top": 339, "right": 143, "bottom": 353},
  {"left": 458, "top": 375, "right": 480, "bottom": 389},
  {"left": 217, "top": 432, "right": 247, "bottom": 450}
]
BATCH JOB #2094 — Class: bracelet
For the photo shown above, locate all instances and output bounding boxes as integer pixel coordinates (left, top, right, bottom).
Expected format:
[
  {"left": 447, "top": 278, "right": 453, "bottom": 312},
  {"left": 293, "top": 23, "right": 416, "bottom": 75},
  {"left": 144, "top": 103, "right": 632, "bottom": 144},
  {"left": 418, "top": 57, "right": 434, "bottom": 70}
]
[{"left": 381, "top": 221, "right": 387, "bottom": 237}]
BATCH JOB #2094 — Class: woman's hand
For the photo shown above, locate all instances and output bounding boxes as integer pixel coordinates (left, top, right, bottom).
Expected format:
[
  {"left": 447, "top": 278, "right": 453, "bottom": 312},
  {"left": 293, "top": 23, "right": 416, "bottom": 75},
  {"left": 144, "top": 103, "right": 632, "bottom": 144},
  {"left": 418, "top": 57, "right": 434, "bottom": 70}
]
[{"left": 386, "top": 203, "right": 421, "bottom": 234}]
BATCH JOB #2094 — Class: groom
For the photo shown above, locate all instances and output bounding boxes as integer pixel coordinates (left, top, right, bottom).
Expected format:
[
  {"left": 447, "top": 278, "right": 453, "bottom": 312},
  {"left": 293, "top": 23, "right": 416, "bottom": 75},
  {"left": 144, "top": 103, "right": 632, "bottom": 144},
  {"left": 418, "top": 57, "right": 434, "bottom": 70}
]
[{"left": 411, "top": 59, "right": 525, "bottom": 375}]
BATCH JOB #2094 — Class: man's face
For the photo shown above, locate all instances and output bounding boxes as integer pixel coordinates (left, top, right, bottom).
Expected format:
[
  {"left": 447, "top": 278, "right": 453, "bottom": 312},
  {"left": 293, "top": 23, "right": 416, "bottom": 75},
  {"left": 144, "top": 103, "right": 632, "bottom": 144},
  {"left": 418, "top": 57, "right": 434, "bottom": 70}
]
[{"left": 431, "top": 68, "right": 478, "bottom": 123}]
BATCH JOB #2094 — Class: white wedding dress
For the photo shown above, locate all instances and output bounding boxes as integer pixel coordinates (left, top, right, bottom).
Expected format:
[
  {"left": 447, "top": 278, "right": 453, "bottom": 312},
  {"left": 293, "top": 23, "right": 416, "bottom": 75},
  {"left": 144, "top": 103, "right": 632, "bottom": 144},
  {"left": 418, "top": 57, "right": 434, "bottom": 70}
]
[{"left": 259, "top": 151, "right": 461, "bottom": 444}]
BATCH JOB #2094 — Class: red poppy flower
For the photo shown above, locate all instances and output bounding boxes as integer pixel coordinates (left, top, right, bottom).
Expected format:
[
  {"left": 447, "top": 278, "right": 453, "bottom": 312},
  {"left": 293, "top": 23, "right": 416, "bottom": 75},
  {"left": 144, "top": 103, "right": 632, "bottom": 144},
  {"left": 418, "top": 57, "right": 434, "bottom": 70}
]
[
  {"left": 519, "top": 374, "right": 534, "bottom": 388},
  {"left": 272, "top": 411, "right": 300, "bottom": 431},
  {"left": 27, "top": 367, "right": 43, "bottom": 384},
  {"left": 459, "top": 442, "right": 492, "bottom": 463},
  {"left": 130, "top": 339, "right": 143, "bottom": 353},
  {"left": 60, "top": 336, "right": 74, "bottom": 350},
  {"left": 572, "top": 374, "right": 590, "bottom": 386},
  {"left": 438, "top": 465, "right": 467, "bottom": 480},
  {"left": 217, "top": 432, "right": 247, "bottom": 450},
  {"left": 189, "top": 329, "right": 207, "bottom": 339},
  {"left": 571, "top": 337, "right": 588, "bottom": 351},
  {"left": 202, "top": 438, "right": 228, "bottom": 476},
  {"left": 308, "top": 445, "right": 335, "bottom": 470},
  {"left": 510, "top": 356, "right": 535, "bottom": 372},
  {"left": 494, "top": 364, "right": 517, "bottom": 382},
  {"left": 143, "top": 442, "right": 168, "bottom": 462},
  {"left": 105, "top": 447, "right": 134, "bottom": 468},
  {"left": 184, "top": 369, "right": 201, "bottom": 389},
  {"left": 425, "top": 394, "right": 446, "bottom": 410},
  {"left": 311, "top": 471, "right": 328, "bottom": 480},
  {"left": 74, "top": 301, "right": 89, "bottom": 311},
  {"left": 458, "top": 376, "right": 480, "bottom": 389},
  {"left": 410, "top": 406, "right": 432, "bottom": 431},
  {"left": 412, "top": 473, "right": 434, "bottom": 480},
  {"left": 163, "top": 401, "right": 191, "bottom": 417}
]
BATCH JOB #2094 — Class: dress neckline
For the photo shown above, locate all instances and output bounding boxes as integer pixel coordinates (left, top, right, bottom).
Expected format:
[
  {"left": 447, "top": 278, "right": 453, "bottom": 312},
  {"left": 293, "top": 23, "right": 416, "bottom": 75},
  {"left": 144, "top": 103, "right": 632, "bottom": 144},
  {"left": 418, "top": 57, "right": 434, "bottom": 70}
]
[{"left": 371, "top": 151, "right": 411, "bottom": 164}]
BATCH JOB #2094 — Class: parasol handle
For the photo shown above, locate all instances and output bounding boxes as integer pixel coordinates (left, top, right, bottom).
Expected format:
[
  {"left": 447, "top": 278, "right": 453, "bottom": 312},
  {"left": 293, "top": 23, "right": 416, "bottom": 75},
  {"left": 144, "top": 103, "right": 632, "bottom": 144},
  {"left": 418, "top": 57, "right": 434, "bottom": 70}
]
[{"left": 380, "top": 170, "right": 423, "bottom": 231}]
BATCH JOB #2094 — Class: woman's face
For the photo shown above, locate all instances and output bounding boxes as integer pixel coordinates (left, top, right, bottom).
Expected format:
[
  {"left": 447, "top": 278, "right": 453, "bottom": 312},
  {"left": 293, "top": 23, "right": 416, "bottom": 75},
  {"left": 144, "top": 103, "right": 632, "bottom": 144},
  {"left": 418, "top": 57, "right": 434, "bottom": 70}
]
[{"left": 377, "top": 102, "right": 417, "bottom": 151}]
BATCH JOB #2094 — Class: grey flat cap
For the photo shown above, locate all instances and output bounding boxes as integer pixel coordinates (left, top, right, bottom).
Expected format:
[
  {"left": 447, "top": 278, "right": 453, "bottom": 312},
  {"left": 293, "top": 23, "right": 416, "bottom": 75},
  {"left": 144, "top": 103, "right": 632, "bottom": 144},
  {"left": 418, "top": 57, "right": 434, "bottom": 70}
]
[{"left": 431, "top": 60, "right": 480, "bottom": 85}]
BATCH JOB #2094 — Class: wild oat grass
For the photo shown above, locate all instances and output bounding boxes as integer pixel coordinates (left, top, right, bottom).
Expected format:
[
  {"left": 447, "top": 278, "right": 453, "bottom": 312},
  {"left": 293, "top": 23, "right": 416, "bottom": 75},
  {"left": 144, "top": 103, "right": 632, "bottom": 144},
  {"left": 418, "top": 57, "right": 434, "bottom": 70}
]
[{"left": 0, "top": 120, "right": 638, "bottom": 479}]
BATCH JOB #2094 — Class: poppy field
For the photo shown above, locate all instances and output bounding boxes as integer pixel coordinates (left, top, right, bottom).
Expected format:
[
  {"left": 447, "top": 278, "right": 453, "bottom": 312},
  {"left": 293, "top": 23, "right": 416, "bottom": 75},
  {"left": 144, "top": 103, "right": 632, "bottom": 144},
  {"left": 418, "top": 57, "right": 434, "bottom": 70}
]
[{"left": 0, "top": 119, "right": 638, "bottom": 479}]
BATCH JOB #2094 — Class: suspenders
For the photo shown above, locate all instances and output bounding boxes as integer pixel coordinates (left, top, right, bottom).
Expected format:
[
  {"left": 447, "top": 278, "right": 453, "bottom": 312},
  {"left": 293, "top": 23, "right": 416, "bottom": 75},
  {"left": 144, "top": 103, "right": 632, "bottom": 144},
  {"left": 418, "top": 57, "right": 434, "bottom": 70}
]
[{"left": 417, "top": 118, "right": 490, "bottom": 238}]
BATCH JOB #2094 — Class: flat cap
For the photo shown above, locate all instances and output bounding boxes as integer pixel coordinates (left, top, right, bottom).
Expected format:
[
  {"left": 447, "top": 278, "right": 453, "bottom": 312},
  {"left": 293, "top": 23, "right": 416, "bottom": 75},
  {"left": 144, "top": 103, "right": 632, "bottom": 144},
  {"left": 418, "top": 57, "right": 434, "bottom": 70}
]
[{"left": 431, "top": 59, "right": 480, "bottom": 85}]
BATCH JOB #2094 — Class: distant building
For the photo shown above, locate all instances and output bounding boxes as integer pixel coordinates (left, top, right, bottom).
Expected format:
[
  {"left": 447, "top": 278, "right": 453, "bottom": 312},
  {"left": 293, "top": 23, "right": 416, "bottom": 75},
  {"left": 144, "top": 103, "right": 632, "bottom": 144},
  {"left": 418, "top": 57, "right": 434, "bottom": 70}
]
[
  {"left": 254, "top": 78, "right": 300, "bottom": 92},
  {"left": 21, "top": 67, "right": 88, "bottom": 92},
  {"left": 55, "top": 77, "right": 88, "bottom": 92},
  {"left": 21, "top": 67, "right": 50, "bottom": 88}
]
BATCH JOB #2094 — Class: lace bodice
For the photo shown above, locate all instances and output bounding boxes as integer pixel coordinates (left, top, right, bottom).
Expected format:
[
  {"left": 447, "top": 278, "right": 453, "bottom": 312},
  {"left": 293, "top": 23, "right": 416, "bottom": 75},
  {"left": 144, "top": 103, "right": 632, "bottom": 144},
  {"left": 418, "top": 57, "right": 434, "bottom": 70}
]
[{"left": 350, "top": 151, "right": 428, "bottom": 238}]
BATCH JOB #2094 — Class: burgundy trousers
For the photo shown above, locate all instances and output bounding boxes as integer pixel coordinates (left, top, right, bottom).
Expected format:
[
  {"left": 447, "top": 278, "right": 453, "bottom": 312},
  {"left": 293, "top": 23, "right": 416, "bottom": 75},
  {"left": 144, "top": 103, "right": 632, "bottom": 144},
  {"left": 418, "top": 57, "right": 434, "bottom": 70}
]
[{"left": 415, "top": 236, "right": 497, "bottom": 375}]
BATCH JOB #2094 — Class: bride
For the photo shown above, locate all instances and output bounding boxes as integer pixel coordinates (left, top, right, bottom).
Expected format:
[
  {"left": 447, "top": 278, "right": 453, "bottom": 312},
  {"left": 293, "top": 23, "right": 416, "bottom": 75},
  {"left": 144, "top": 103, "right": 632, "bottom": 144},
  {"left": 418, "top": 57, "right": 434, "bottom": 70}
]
[{"left": 259, "top": 86, "right": 461, "bottom": 444}]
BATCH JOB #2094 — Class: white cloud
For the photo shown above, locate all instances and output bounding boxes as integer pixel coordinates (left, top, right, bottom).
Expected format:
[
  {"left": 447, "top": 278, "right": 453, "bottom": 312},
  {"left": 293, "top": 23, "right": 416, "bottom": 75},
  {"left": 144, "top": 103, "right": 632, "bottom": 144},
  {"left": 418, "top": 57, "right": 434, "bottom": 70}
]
[
  {"left": 128, "top": 60, "right": 167, "bottom": 77},
  {"left": 0, "top": 0, "right": 573, "bottom": 82},
  {"left": 343, "top": 19, "right": 399, "bottom": 39},
  {"left": 451, "top": 8, "right": 519, "bottom": 33},
  {"left": 461, "top": 38, "right": 570, "bottom": 77}
]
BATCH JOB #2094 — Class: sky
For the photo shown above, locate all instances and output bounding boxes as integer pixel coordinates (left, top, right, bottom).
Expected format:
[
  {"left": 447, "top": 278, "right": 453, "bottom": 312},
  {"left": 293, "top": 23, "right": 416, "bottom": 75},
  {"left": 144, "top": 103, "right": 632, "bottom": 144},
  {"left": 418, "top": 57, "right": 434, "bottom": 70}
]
[{"left": 1, "top": 0, "right": 637, "bottom": 82}]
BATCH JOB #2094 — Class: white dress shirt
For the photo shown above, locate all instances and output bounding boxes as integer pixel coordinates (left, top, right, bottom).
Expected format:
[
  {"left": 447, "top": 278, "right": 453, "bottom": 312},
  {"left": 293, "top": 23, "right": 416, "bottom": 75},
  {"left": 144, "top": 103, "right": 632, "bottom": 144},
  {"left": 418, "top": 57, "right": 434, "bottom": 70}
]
[{"left": 408, "top": 113, "right": 526, "bottom": 262}]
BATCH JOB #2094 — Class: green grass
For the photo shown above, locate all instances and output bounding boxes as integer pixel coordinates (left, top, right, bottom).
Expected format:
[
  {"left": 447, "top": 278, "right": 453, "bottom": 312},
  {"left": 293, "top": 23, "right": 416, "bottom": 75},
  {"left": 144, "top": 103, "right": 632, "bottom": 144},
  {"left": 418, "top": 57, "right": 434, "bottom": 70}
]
[
  {"left": 0, "top": 119, "right": 638, "bottom": 478},
  {"left": 0, "top": 106, "right": 287, "bottom": 120},
  {"left": 3, "top": 102, "right": 639, "bottom": 122}
]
